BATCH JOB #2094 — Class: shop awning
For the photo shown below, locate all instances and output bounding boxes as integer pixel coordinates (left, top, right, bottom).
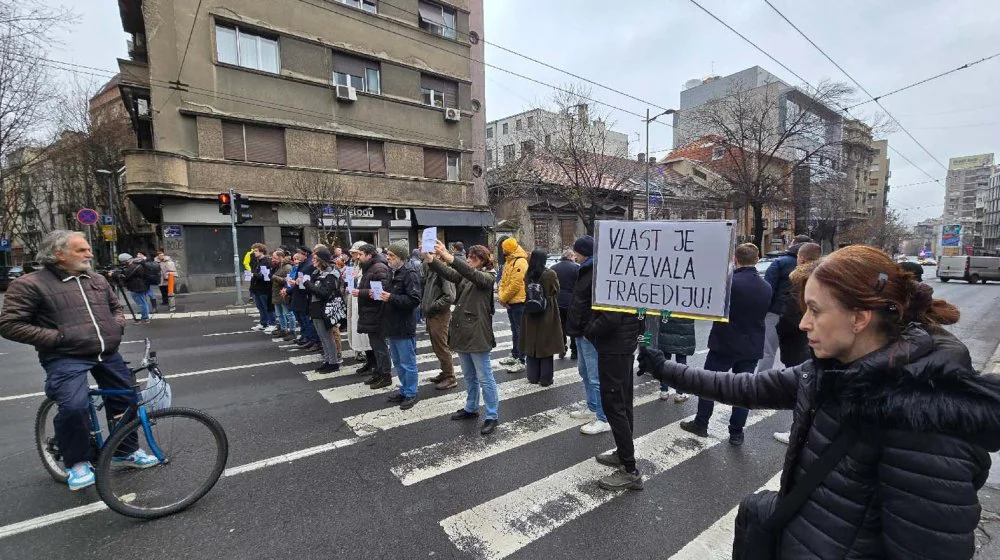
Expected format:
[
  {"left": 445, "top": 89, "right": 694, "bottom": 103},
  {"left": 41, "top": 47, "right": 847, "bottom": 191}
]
[{"left": 413, "top": 209, "right": 494, "bottom": 228}]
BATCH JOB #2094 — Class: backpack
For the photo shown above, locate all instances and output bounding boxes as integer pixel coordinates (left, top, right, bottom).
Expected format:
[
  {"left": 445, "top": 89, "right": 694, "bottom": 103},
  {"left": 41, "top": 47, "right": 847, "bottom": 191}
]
[
  {"left": 143, "top": 260, "right": 161, "bottom": 285},
  {"left": 524, "top": 279, "right": 547, "bottom": 314}
]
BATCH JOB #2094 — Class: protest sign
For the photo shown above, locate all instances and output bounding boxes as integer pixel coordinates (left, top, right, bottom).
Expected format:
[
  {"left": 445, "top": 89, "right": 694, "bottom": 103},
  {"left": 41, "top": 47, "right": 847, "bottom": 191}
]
[
  {"left": 345, "top": 266, "right": 355, "bottom": 292},
  {"left": 421, "top": 227, "right": 438, "bottom": 253},
  {"left": 370, "top": 280, "right": 383, "bottom": 300},
  {"left": 592, "top": 220, "right": 736, "bottom": 321}
]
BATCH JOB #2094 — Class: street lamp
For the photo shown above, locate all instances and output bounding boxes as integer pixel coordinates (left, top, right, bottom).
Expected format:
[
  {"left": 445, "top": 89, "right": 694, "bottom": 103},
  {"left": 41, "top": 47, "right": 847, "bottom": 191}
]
[
  {"left": 644, "top": 108, "right": 676, "bottom": 220},
  {"left": 96, "top": 166, "right": 125, "bottom": 261}
]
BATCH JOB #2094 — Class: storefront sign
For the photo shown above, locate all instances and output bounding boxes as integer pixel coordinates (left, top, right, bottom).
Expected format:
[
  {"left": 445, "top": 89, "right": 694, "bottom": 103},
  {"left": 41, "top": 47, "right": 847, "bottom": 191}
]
[{"left": 163, "top": 225, "right": 183, "bottom": 238}]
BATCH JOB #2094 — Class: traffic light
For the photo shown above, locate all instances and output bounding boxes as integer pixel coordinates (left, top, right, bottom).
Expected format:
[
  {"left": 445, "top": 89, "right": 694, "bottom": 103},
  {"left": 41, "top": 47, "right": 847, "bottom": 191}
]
[
  {"left": 218, "top": 192, "right": 232, "bottom": 215},
  {"left": 234, "top": 192, "right": 252, "bottom": 224}
]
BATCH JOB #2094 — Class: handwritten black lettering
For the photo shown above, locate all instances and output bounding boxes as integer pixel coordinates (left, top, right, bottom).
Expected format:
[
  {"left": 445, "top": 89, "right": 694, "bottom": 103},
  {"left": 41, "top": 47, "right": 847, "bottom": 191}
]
[{"left": 673, "top": 229, "right": 695, "bottom": 252}]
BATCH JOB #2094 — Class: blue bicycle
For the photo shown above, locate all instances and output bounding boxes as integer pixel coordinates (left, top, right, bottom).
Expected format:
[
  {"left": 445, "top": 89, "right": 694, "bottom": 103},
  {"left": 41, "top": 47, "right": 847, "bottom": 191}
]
[{"left": 34, "top": 340, "right": 229, "bottom": 519}]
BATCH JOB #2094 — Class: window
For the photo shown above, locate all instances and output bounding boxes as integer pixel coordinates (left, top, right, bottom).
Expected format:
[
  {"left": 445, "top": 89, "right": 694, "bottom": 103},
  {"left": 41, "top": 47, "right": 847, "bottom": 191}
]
[
  {"left": 420, "top": 74, "right": 457, "bottom": 108},
  {"left": 711, "top": 146, "right": 725, "bottom": 160},
  {"left": 335, "top": 0, "right": 377, "bottom": 13},
  {"left": 502, "top": 123, "right": 509, "bottom": 135},
  {"left": 503, "top": 144, "right": 516, "bottom": 162},
  {"left": 337, "top": 137, "right": 385, "bottom": 173},
  {"left": 447, "top": 153, "right": 460, "bottom": 181},
  {"left": 521, "top": 140, "right": 535, "bottom": 154},
  {"left": 532, "top": 218, "right": 550, "bottom": 251},
  {"left": 527, "top": 115, "right": 535, "bottom": 129},
  {"left": 222, "top": 121, "right": 286, "bottom": 164},
  {"left": 693, "top": 168, "right": 707, "bottom": 180},
  {"left": 560, "top": 219, "right": 576, "bottom": 249},
  {"left": 418, "top": 1, "right": 456, "bottom": 39},
  {"left": 485, "top": 149, "right": 494, "bottom": 168},
  {"left": 215, "top": 25, "right": 279, "bottom": 73},
  {"left": 486, "top": 127, "right": 493, "bottom": 139},
  {"left": 516, "top": 119, "right": 523, "bottom": 131},
  {"left": 869, "top": 178, "right": 879, "bottom": 187},
  {"left": 333, "top": 52, "right": 380, "bottom": 94}
]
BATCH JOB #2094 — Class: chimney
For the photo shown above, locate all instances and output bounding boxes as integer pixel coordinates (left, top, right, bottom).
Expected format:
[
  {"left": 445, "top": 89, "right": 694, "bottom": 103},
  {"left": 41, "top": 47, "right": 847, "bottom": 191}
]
[
  {"left": 577, "top": 103, "right": 588, "bottom": 124},
  {"left": 638, "top": 153, "right": 646, "bottom": 163},
  {"left": 648, "top": 156, "right": 657, "bottom": 164}
]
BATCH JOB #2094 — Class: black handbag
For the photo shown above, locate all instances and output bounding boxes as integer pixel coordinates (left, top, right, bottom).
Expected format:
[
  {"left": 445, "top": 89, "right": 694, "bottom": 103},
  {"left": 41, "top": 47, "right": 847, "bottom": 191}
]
[{"left": 741, "top": 428, "right": 859, "bottom": 560}]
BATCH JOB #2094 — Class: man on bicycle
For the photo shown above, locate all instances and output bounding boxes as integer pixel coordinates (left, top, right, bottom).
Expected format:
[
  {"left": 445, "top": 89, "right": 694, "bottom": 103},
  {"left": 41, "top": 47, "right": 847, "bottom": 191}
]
[{"left": 0, "top": 230, "right": 159, "bottom": 491}]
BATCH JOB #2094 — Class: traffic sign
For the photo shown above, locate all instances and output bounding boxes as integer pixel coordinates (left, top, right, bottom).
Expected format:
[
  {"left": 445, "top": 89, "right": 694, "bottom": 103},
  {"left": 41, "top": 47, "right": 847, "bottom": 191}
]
[
  {"left": 101, "top": 215, "right": 115, "bottom": 225},
  {"left": 0, "top": 238, "right": 10, "bottom": 252},
  {"left": 76, "top": 208, "right": 99, "bottom": 225}
]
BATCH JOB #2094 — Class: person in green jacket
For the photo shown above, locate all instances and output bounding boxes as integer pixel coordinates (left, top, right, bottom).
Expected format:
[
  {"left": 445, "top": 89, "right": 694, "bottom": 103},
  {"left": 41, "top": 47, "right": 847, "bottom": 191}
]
[{"left": 655, "top": 317, "right": 694, "bottom": 403}]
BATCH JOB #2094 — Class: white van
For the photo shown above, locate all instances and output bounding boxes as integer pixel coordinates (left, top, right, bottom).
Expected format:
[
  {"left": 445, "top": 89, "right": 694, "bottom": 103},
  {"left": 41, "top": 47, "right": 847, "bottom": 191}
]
[{"left": 937, "top": 256, "right": 1000, "bottom": 284}]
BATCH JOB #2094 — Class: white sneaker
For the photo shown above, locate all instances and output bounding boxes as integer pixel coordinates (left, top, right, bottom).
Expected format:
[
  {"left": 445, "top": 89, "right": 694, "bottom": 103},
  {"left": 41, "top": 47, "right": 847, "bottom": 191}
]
[
  {"left": 569, "top": 409, "right": 596, "bottom": 421},
  {"left": 263, "top": 326, "right": 277, "bottom": 334},
  {"left": 580, "top": 420, "right": 612, "bottom": 435},
  {"left": 506, "top": 361, "right": 525, "bottom": 374},
  {"left": 674, "top": 393, "right": 689, "bottom": 403},
  {"left": 659, "top": 390, "right": 671, "bottom": 401},
  {"left": 773, "top": 431, "right": 790, "bottom": 445},
  {"left": 250, "top": 325, "right": 265, "bottom": 331}
]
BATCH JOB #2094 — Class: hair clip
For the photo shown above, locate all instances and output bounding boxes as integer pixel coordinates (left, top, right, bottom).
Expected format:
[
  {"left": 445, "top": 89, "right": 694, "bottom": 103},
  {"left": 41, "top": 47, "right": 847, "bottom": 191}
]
[
  {"left": 875, "top": 272, "right": 888, "bottom": 294},
  {"left": 887, "top": 303, "right": 898, "bottom": 313}
]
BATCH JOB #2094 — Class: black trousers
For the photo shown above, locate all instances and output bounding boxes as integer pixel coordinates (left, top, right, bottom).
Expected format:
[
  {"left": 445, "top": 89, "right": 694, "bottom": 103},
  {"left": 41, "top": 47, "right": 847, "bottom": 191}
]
[
  {"left": 598, "top": 352, "right": 636, "bottom": 472},
  {"left": 525, "top": 356, "right": 554, "bottom": 384},
  {"left": 558, "top": 308, "right": 577, "bottom": 355},
  {"left": 368, "top": 334, "right": 391, "bottom": 376}
]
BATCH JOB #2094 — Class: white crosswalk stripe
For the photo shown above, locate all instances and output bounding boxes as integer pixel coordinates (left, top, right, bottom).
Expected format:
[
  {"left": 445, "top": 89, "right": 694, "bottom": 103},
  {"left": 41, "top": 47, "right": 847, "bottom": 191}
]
[
  {"left": 302, "top": 341, "right": 515, "bottom": 382},
  {"left": 318, "top": 358, "right": 508, "bottom": 403},
  {"left": 287, "top": 329, "right": 514, "bottom": 365}
]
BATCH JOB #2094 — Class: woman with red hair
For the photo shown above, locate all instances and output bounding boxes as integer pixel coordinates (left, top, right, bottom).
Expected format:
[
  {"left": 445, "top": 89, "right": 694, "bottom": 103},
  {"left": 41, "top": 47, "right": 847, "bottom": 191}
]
[{"left": 639, "top": 245, "right": 1000, "bottom": 559}]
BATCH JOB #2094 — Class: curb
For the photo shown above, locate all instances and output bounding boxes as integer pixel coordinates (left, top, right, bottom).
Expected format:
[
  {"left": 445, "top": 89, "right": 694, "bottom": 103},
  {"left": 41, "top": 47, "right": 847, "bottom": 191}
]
[{"left": 147, "top": 307, "right": 258, "bottom": 320}]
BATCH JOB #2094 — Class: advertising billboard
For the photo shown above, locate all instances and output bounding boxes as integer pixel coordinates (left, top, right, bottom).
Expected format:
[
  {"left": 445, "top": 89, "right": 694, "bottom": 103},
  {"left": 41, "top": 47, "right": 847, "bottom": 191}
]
[
  {"left": 948, "top": 154, "right": 994, "bottom": 170},
  {"left": 941, "top": 224, "right": 961, "bottom": 247}
]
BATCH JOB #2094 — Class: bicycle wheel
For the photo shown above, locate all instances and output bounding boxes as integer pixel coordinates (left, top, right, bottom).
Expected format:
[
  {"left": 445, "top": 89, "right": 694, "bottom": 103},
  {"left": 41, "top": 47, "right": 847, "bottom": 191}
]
[
  {"left": 34, "top": 399, "right": 69, "bottom": 483},
  {"left": 94, "top": 407, "right": 228, "bottom": 519}
]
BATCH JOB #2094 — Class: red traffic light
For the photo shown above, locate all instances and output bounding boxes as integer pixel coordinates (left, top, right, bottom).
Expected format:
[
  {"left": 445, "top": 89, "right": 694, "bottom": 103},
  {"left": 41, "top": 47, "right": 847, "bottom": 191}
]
[
  {"left": 218, "top": 192, "right": 232, "bottom": 215},
  {"left": 218, "top": 193, "right": 231, "bottom": 204}
]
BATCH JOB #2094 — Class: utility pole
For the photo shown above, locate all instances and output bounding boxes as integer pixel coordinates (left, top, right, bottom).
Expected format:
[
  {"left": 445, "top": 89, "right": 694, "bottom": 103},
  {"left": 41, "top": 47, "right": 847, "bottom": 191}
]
[
  {"left": 229, "top": 188, "right": 242, "bottom": 306},
  {"left": 644, "top": 108, "right": 676, "bottom": 220}
]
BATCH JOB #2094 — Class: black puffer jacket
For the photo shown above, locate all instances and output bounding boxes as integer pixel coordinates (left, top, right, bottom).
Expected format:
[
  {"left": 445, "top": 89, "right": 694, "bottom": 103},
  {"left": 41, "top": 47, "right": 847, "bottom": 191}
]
[
  {"left": 382, "top": 260, "right": 422, "bottom": 339},
  {"left": 564, "top": 259, "right": 593, "bottom": 338},
  {"left": 304, "top": 267, "right": 342, "bottom": 321},
  {"left": 356, "top": 253, "right": 390, "bottom": 335},
  {"left": 644, "top": 324, "right": 1000, "bottom": 560},
  {"left": 656, "top": 317, "right": 695, "bottom": 356}
]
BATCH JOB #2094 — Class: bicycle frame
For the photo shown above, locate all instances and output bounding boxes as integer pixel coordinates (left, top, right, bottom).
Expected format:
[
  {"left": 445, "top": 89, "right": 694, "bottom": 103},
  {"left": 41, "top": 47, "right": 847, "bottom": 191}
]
[{"left": 84, "top": 339, "right": 167, "bottom": 463}]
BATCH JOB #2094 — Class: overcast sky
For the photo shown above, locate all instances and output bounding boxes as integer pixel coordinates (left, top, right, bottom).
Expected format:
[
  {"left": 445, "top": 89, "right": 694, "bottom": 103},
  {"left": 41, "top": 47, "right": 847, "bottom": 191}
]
[{"left": 47, "top": 0, "right": 1000, "bottom": 224}]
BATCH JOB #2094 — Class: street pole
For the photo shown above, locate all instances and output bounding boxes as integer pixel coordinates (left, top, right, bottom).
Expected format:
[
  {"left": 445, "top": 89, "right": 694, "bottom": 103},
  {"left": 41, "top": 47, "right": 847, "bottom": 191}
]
[
  {"left": 644, "top": 107, "right": 650, "bottom": 221},
  {"left": 106, "top": 174, "right": 118, "bottom": 261},
  {"left": 229, "top": 188, "right": 243, "bottom": 306}
]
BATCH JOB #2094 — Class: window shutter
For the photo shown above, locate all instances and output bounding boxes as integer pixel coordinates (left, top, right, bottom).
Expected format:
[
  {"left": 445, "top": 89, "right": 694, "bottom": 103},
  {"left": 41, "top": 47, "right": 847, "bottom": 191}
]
[
  {"left": 420, "top": 75, "right": 458, "bottom": 108},
  {"left": 244, "top": 125, "right": 286, "bottom": 164},
  {"left": 418, "top": 1, "right": 447, "bottom": 26},
  {"left": 333, "top": 52, "right": 372, "bottom": 81},
  {"left": 222, "top": 121, "right": 246, "bottom": 161},
  {"left": 338, "top": 137, "right": 370, "bottom": 171},
  {"left": 423, "top": 148, "right": 447, "bottom": 180},
  {"left": 368, "top": 141, "right": 386, "bottom": 173}
]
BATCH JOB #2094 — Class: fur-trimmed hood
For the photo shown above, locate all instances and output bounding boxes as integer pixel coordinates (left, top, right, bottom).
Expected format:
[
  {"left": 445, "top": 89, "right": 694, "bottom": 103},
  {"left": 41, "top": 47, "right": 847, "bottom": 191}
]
[{"left": 816, "top": 323, "right": 1000, "bottom": 450}]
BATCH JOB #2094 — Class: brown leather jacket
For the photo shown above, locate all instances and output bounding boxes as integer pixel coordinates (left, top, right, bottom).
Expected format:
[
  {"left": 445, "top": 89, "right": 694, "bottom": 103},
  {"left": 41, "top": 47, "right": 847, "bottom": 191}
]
[{"left": 0, "top": 265, "right": 126, "bottom": 360}]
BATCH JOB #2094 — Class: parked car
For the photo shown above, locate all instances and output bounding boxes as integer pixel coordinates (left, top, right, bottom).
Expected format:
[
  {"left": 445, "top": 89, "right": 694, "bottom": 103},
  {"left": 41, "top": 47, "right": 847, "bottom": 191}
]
[
  {"left": 755, "top": 257, "right": 775, "bottom": 277},
  {"left": 937, "top": 256, "right": 1000, "bottom": 284}
]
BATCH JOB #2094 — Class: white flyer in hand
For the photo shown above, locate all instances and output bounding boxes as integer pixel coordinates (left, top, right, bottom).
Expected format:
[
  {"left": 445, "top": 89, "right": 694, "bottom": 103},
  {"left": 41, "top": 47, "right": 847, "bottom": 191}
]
[
  {"left": 299, "top": 274, "right": 311, "bottom": 289},
  {"left": 421, "top": 227, "right": 438, "bottom": 253},
  {"left": 260, "top": 266, "right": 270, "bottom": 282},
  {"left": 370, "top": 281, "right": 383, "bottom": 300},
  {"left": 243, "top": 270, "right": 252, "bottom": 282},
  {"left": 346, "top": 267, "right": 355, "bottom": 292}
]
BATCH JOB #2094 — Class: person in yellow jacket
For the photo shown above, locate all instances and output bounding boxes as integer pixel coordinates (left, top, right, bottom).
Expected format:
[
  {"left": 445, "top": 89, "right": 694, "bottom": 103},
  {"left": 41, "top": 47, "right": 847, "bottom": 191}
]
[
  {"left": 243, "top": 250, "right": 253, "bottom": 271},
  {"left": 498, "top": 237, "right": 528, "bottom": 373}
]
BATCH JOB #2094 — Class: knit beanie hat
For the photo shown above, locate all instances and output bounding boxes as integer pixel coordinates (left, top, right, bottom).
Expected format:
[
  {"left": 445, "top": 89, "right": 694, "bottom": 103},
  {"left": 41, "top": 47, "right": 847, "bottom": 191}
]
[
  {"left": 118, "top": 253, "right": 133, "bottom": 263},
  {"left": 388, "top": 240, "right": 409, "bottom": 261},
  {"left": 573, "top": 235, "right": 594, "bottom": 258},
  {"left": 501, "top": 237, "right": 520, "bottom": 256}
]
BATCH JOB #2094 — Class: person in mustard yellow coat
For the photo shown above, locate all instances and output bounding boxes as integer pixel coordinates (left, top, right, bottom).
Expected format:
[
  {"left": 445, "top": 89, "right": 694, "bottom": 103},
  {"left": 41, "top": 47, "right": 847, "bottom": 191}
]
[{"left": 498, "top": 237, "right": 528, "bottom": 373}]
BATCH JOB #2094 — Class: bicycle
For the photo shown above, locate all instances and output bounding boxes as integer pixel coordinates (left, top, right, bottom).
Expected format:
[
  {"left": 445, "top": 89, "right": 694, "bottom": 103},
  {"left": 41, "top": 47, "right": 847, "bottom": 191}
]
[{"left": 34, "top": 339, "right": 229, "bottom": 519}]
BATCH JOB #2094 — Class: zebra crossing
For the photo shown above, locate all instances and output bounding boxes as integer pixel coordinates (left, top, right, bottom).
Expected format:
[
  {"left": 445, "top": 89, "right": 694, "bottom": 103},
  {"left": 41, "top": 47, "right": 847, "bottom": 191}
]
[{"left": 254, "top": 316, "right": 789, "bottom": 559}]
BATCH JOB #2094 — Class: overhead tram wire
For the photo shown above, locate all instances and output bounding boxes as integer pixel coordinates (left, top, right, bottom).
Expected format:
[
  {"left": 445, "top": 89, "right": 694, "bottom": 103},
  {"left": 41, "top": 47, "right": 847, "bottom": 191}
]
[
  {"left": 685, "top": 0, "right": 943, "bottom": 185},
  {"left": 762, "top": 0, "right": 949, "bottom": 173}
]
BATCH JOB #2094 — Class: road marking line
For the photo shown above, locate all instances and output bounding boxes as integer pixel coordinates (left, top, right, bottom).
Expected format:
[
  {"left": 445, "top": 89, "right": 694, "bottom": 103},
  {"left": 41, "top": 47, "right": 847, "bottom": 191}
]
[
  {"left": 696, "top": 349, "right": 709, "bottom": 355},
  {"left": 318, "top": 359, "right": 507, "bottom": 404},
  {"left": 345, "top": 365, "right": 587, "bottom": 437},
  {"left": 304, "top": 341, "right": 515, "bottom": 382},
  {"left": 392, "top": 382, "right": 661, "bottom": 486},
  {"left": 669, "top": 472, "right": 782, "bottom": 560},
  {"left": 0, "top": 501, "right": 109, "bottom": 539},
  {"left": 223, "top": 437, "right": 360, "bottom": 477},
  {"left": 202, "top": 330, "right": 253, "bottom": 337},
  {"left": 439, "top": 407, "right": 776, "bottom": 560}
]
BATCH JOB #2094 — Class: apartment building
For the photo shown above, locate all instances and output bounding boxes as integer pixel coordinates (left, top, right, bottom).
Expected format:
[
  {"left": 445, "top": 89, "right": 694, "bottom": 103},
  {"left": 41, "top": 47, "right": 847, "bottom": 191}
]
[
  {"left": 942, "top": 153, "right": 993, "bottom": 255},
  {"left": 116, "top": 0, "right": 488, "bottom": 291},
  {"left": 985, "top": 165, "right": 1000, "bottom": 255},
  {"left": 484, "top": 106, "right": 629, "bottom": 169}
]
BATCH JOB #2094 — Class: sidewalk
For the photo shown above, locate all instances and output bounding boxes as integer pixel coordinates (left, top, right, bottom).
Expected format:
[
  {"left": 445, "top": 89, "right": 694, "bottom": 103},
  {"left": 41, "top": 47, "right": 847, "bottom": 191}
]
[{"left": 124, "top": 290, "right": 256, "bottom": 319}]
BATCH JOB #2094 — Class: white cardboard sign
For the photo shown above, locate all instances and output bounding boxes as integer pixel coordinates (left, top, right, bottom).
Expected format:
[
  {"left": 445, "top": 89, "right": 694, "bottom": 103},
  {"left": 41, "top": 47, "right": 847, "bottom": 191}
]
[{"left": 592, "top": 220, "right": 736, "bottom": 320}]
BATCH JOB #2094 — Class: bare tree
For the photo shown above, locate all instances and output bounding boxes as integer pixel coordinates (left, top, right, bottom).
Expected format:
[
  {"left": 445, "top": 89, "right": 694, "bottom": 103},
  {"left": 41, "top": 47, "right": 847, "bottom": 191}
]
[
  {"left": 840, "top": 208, "right": 909, "bottom": 254},
  {"left": 682, "top": 78, "right": 860, "bottom": 248},
  {"left": 284, "top": 174, "right": 359, "bottom": 248},
  {"left": 487, "top": 85, "right": 641, "bottom": 235},
  {"left": 808, "top": 173, "right": 857, "bottom": 251}
]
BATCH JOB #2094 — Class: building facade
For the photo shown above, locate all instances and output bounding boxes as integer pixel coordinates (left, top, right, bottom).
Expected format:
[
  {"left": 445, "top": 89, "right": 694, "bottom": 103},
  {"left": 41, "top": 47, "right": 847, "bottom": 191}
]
[
  {"left": 869, "top": 139, "right": 890, "bottom": 217},
  {"left": 484, "top": 107, "right": 629, "bottom": 170},
  {"left": 984, "top": 165, "right": 1000, "bottom": 255},
  {"left": 942, "top": 153, "right": 994, "bottom": 255},
  {"left": 116, "top": 0, "right": 489, "bottom": 292}
]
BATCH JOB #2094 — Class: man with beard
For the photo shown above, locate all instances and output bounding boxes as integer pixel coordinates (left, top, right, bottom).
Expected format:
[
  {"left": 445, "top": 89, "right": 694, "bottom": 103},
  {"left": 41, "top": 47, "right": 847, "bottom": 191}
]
[{"left": 351, "top": 244, "right": 392, "bottom": 388}]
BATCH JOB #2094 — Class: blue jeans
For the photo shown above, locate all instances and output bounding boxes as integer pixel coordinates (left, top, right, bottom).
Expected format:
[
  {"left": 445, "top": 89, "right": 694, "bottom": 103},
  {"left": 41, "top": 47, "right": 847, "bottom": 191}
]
[
  {"left": 147, "top": 286, "right": 158, "bottom": 308},
  {"left": 275, "top": 303, "right": 296, "bottom": 332},
  {"left": 129, "top": 291, "right": 150, "bottom": 320},
  {"left": 459, "top": 351, "right": 499, "bottom": 420},
  {"left": 507, "top": 303, "right": 525, "bottom": 362},
  {"left": 576, "top": 337, "right": 606, "bottom": 421},
  {"left": 251, "top": 292, "right": 274, "bottom": 327},
  {"left": 388, "top": 337, "right": 419, "bottom": 398},
  {"left": 294, "top": 310, "right": 317, "bottom": 341},
  {"left": 41, "top": 353, "right": 138, "bottom": 468},
  {"left": 694, "top": 352, "right": 757, "bottom": 434},
  {"left": 659, "top": 353, "right": 687, "bottom": 393}
]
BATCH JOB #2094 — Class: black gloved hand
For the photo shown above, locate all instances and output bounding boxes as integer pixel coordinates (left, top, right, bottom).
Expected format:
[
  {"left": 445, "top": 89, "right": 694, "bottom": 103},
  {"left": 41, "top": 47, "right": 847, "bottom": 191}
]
[{"left": 637, "top": 346, "right": 667, "bottom": 378}]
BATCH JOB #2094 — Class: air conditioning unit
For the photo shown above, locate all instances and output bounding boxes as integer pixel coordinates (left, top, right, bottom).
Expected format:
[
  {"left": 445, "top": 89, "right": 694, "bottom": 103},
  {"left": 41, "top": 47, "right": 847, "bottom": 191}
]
[
  {"left": 444, "top": 107, "right": 461, "bottom": 122},
  {"left": 394, "top": 209, "right": 411, "bottom": 221},
  {"left": 335, "top": 85, "right": 357, "bottom": 102}
]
